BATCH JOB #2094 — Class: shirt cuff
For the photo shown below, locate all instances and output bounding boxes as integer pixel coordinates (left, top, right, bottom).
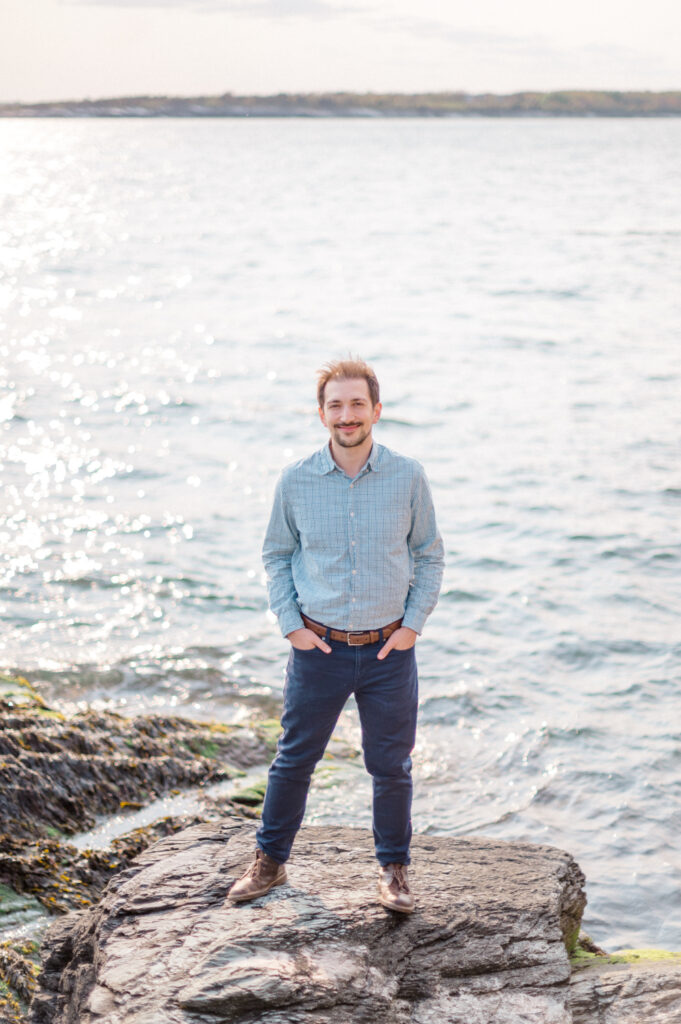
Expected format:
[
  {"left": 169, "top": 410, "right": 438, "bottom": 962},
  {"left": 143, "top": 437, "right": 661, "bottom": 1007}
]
[
  {"left": 278, "top": 608, "right": 305, "bottom": 638},
  {"left": 401, "top": 606, "right": 428, "bottom": 635}
]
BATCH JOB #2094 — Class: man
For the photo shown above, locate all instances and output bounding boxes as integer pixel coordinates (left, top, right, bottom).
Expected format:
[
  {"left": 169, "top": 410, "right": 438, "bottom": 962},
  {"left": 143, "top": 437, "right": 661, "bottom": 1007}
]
[{"left": 228, "top": 357, "right": 444, "bottom": 913}]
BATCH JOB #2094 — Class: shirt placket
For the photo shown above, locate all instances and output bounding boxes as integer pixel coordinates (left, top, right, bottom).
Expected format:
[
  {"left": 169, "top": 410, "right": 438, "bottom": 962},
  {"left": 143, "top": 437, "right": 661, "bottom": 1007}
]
[
  {"left": 347, "top": 468, "right": 368, "bottom": 630},
  {"left": 348, "top": 475, "right": 356, "bottom": 629}
]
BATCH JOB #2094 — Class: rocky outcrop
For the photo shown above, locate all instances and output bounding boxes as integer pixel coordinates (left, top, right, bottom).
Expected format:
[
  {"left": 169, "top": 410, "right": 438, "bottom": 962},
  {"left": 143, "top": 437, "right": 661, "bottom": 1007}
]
[
  {"left": 7, "top": 675, "right": 681, "bottom": 1023},
  {"left": 0, "top": 675, "right": 273, "bottom": 911},
  {"left": 0, "top": 674, "right": 276, "bottom": 1022},
  {"left": 0, "top": 677, "right": 271, "bottom": 845},
  {"left": 30, "top": 821, "right": 587, "bottom": 1024}
]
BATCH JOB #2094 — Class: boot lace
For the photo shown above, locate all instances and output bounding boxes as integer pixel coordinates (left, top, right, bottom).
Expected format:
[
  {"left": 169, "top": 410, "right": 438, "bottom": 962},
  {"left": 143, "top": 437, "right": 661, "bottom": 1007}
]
[
  {"left": 391, "top": 864, "right": 409, "bottom": 893},
  {"left": 250, "top": 850, "right": 266, "bottom": 879}
]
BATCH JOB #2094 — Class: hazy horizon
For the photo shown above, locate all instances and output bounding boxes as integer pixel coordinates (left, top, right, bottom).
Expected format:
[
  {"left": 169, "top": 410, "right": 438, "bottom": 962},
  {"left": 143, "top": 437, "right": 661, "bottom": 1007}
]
[{"left": 1, "top": 0, "right": 680, "bottom": 105}]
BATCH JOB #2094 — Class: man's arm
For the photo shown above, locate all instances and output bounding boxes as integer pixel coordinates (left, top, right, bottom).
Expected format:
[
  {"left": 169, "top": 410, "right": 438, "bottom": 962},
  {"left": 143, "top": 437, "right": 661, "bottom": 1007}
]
[
  {"left": 377, "top": 465, "right": 443, "bottom": 659},
  {"left": 262, "top": 475, "right": 306, "bottom": 638},
  {"left": 262, "top": 474, "right": 331, "bottom": 652},
  {"left": 401, "top": 466, "right": 445, "bottom": 634}
]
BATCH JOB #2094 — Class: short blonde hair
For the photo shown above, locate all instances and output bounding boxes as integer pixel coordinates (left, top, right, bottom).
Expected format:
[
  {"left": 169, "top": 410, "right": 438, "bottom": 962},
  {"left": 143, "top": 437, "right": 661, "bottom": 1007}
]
[{"left": 316, "top": 357, "right": 380, "bottom": 408}]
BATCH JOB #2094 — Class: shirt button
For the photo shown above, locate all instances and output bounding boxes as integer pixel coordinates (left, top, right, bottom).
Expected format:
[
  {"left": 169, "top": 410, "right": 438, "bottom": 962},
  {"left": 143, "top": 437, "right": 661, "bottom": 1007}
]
[
  {"left": 350, "top": 512, "right": 354, "bottom": 517},
  {"left": 351, "top": 541, "right": 356, "bottom": 545},
  {"left": 352, "top": 598, "right": 356, "bottom": 602},
  {"left": 352, "top": 570, "right": 356, "bottom": 574}
]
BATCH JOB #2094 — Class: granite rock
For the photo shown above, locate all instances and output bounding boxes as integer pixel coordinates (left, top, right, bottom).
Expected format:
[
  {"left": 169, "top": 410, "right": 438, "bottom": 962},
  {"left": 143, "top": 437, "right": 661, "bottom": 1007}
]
[{"left": 30, "top": 821, "right": 587, "bottom": 1024}]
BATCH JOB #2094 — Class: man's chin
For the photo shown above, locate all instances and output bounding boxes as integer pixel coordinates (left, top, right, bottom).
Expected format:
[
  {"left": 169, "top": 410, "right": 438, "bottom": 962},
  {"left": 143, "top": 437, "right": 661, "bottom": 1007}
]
[{"left": 334, "top": 431, "right": 369, "bottom": 448}]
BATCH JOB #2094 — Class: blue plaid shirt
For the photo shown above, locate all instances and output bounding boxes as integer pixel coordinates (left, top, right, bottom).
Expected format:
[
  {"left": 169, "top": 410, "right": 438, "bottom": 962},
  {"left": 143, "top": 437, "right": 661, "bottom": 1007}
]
[{"left": 263, "top": 442, "right": 444, "bottom": 637}]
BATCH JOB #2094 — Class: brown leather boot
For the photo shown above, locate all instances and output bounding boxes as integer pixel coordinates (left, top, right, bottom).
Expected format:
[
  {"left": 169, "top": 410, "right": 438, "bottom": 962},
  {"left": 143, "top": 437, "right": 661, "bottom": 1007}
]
[
  {"left": 378, "top": 863, "right": 414, "bottom": 914},
  {"left": 227, "top": 849, "right": 287, "bottom": 903}
]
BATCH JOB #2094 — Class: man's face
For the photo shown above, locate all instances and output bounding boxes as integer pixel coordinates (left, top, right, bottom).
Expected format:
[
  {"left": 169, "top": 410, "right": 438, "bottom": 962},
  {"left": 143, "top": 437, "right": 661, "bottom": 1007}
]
[{"left": 319, "top": 378, "right": 381, "bottom": 449}]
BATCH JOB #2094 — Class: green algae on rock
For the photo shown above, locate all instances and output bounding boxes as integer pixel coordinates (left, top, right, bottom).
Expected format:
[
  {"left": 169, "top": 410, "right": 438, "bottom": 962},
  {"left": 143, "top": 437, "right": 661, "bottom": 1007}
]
[
  {"left": 571, "top": 935, "right": 681, "bottom": 970},
  {"left": 0, "top": 886, "right": 44, "bottom": 932},
  {"left": 229, "top": 779, "right": 268, "bottom": 807}
]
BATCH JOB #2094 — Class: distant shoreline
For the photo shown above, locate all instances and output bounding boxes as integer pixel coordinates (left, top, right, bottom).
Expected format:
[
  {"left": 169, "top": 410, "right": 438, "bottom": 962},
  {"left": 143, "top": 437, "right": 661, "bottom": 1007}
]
[{"left": 2, "top": 89, "right": 681, "bottom": 118}]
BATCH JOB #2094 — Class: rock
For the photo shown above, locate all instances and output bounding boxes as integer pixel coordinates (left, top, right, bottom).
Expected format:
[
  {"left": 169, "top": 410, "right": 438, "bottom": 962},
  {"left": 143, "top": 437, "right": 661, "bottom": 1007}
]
[
  {"left": 30, "top": 821, "right": 587, "bottom": 1024},
  {"left": 0, "top": 678, "right": 274, "bottom": 914},
  {"left": 0, "top": 943, "right": 39, "bottom": 1005},
  {"left": 0, "top": 691, "right": 271, "bottom": 843},
  {"left": 0, "top": 677, "right": 277, "bottom": 1019},
  {"left": 0, "top": 885, "right": 44, "bottom": 932},
  {"left": 570, "top": 952, "right": 681, "bottom": 1023}
]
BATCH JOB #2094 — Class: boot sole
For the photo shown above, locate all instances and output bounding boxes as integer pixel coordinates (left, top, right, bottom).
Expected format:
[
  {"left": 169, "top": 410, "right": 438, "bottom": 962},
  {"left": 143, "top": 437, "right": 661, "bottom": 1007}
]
[
  {"left": 378, "top": 894, "right": 415, "bottom": 914},
  {"left": 227, "top": 871, "right": 287, "bottom": 903}
]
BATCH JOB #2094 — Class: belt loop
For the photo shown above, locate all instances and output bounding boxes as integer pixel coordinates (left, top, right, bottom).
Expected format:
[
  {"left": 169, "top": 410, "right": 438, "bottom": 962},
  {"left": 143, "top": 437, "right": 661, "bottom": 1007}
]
[
  {"left": 378, "top": 628, "right": 384, "bottom": 644},
  {"left": 324, "top": 625, "right": 331, "bottom": 643}
]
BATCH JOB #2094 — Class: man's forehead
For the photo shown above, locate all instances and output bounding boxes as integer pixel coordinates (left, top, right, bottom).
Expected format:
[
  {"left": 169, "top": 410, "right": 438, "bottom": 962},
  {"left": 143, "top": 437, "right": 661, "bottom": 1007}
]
[{"left": 323, "top": 378, "right": 372, "bottom": 403}]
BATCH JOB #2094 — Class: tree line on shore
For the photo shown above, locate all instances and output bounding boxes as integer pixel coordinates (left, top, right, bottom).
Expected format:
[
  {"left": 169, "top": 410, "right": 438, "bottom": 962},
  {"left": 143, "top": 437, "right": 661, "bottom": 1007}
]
[{"left": 2, "top": 90, "right": 681, "bottom": 117}]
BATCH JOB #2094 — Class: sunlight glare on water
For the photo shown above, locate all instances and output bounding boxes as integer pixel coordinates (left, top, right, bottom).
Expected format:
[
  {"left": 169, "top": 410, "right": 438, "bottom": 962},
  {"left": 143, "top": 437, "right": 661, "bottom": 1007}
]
[{"left": 1, "top": 117, "right": 680, "bottom": 949}]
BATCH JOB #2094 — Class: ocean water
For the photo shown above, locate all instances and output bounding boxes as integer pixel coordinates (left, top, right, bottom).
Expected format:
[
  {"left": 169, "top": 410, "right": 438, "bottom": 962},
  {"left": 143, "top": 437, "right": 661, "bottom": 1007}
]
[{"left": 1, "top": 117, "right": 680, "bottom": 950}]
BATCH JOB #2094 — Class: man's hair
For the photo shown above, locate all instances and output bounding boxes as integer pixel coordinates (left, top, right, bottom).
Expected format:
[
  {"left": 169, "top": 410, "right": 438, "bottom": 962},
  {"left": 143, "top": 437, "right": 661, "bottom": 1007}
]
[{"left": 316, "top": 357, "right": 380, "bottom": 408}]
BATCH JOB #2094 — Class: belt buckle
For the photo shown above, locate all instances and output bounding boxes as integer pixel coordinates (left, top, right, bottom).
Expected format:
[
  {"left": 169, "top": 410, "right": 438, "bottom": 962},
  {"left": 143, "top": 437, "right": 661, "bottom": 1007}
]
[{"left": 347, "top": 632, "right": 365, "bottom": 646}]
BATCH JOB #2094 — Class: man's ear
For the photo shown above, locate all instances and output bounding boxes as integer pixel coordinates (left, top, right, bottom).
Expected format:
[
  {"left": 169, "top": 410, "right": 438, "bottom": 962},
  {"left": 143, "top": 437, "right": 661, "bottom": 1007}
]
[
  {"left": 372, "top": 402, "right": 382, "bottom": 424},
  {"left": 318, "top": 406, "right": 327, "bottom": 427}
]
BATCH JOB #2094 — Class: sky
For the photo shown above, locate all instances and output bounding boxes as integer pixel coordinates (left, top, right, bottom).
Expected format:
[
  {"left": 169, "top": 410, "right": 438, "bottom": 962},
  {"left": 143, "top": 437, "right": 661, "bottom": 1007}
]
[{"left": 1, "top": 0, "right": 680, "bottom": 104}]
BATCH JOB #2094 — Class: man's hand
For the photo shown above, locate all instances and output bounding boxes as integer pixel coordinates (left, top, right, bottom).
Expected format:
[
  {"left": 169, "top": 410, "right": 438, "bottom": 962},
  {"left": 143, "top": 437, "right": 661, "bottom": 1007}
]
[
  {"left": 287, "top": 628, "right": 332, "bottom": 653},
  {"left": 377, "top": 626, "right": 418, "bottom": 660}
]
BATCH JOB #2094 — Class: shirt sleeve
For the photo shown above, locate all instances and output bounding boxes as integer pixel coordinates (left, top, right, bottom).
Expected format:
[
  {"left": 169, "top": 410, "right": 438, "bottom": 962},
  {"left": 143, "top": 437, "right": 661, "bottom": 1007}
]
[
  {"left": 402, "top": 467, "right": 445, "bottom": 634},
  {"left": 262, "top": 474, "right": 305, "bottom": 637}
]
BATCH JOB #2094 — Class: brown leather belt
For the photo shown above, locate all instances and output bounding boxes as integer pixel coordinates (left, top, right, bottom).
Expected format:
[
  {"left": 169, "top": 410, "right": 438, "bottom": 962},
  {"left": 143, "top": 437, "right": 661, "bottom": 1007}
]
[{"left": 302, "top": 613, "right": 402, "bottom": 646}]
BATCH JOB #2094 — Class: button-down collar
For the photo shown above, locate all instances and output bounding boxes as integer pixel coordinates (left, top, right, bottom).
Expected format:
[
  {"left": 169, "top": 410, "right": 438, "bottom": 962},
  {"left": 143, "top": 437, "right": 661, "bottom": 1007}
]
[{"left": 317, "top": 441, "right": 382, "bottom": 477}]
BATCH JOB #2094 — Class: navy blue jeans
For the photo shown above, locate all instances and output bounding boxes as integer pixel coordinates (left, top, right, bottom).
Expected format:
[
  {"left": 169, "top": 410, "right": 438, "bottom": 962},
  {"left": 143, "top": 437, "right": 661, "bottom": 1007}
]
[{"left": 256, "top": 638, "right": 418, "bottom": 866}]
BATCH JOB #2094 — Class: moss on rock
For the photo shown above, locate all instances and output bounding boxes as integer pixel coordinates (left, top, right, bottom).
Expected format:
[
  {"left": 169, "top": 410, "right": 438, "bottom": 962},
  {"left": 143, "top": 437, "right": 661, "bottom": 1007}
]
[
  {"left": 229, "top": 779, "right": 267, "bottom": 808},
  {"left": 571, "top": 933, "right": 681, "bottom": 970}
]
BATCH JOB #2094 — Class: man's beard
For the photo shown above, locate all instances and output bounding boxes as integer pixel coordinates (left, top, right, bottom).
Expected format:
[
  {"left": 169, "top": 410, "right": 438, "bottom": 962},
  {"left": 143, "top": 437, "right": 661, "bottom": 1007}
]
[{"left": 333, "top": 424, "right": 371, "bottom": 448}]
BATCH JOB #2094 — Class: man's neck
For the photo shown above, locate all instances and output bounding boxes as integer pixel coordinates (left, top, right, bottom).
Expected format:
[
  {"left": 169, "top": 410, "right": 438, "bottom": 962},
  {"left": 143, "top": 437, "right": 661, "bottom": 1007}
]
[{"left": 329, "top": 436, "right": 374, "bottom": 478}]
